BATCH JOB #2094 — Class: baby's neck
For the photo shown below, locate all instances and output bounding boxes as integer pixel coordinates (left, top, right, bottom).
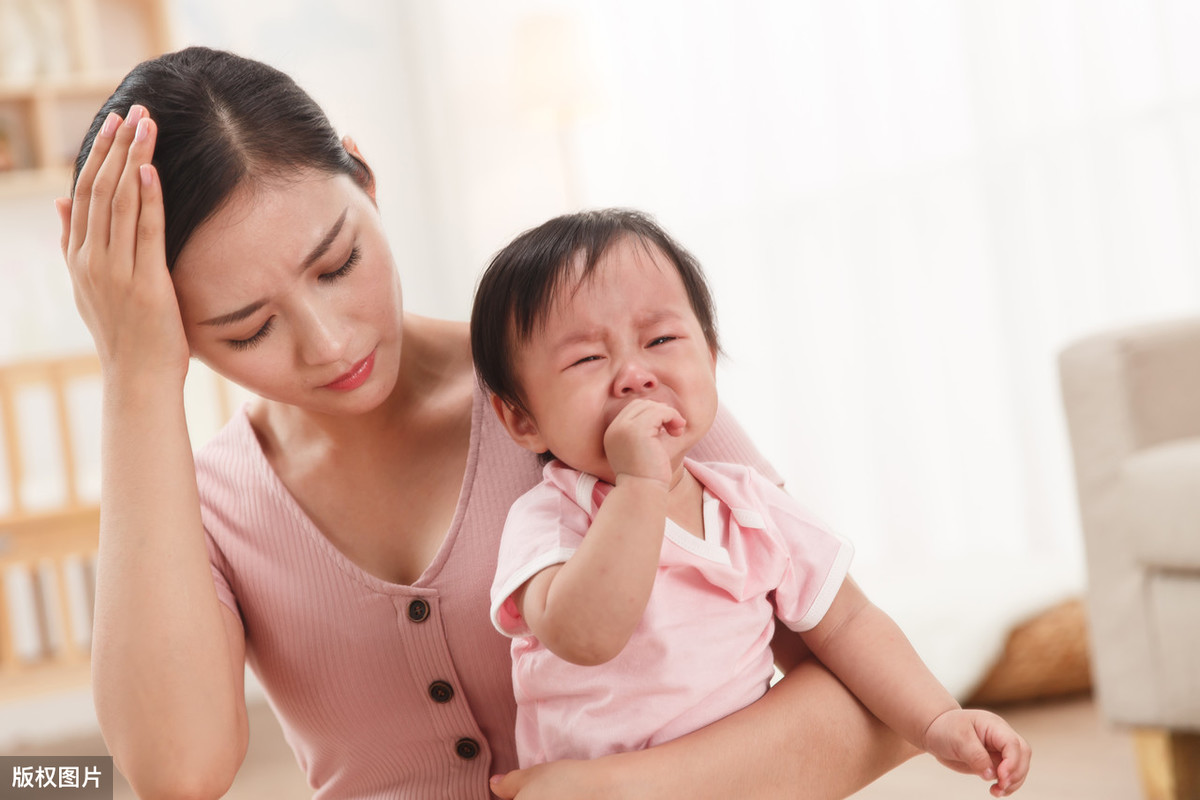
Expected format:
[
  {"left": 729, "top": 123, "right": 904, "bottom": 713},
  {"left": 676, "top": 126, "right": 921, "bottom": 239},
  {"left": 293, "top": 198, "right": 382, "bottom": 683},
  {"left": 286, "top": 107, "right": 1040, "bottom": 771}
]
[{"left": 665, "top": 466, "right": 705, "bottom": 539}]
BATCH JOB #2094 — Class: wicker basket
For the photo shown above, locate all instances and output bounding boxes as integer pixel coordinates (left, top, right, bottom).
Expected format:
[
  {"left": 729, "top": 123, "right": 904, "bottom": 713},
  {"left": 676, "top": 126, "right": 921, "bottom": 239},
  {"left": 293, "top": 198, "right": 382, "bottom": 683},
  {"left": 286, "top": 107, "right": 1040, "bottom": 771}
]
[{"left": 966, "top": 597, "right": 1093, "bottom": 706}]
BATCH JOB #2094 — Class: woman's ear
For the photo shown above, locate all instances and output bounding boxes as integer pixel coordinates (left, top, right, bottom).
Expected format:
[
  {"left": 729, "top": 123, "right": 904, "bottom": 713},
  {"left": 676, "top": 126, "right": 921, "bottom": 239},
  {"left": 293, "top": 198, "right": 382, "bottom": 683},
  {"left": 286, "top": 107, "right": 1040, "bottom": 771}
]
[
  {"left": 341, "top": 135, "right": 377, "bottom": 201},
  {"left": 490, "top": 394, "right": 548, "bottom": 454}
]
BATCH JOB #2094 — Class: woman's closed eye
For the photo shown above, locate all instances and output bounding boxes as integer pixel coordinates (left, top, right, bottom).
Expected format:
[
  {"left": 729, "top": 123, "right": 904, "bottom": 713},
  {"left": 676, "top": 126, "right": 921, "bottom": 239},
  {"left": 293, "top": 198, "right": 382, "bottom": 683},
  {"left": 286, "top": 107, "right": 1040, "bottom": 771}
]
[
  {"left": 228, "top": 317, "right": 275, "bottom": 351},
  {"left": 318, "top": 246, "right": 361, "bottom": 283},
  {"left": 222, "top": 248, "right": 361, "bottom": 351}
]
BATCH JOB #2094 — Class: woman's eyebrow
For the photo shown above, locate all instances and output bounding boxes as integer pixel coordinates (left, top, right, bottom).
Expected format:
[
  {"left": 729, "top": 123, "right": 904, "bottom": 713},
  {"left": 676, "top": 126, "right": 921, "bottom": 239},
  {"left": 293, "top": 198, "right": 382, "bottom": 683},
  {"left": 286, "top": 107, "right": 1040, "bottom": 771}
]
[
  {"left": 199, "top": 207, "right": 349, "bottom": 327},
  {"left": 200, "top": 300, "right": 267, "bottom": 328},
  {"left": 300, "top": 207, "right": 349, "bottom": 271}
]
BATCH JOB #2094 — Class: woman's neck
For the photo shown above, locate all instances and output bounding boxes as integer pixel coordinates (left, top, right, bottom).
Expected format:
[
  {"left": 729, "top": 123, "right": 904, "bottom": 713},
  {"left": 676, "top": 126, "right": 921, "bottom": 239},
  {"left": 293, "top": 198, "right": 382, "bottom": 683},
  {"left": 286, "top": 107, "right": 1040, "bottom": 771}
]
[{"left": 250, "top": 313, "right": 472, "bottom": 457}]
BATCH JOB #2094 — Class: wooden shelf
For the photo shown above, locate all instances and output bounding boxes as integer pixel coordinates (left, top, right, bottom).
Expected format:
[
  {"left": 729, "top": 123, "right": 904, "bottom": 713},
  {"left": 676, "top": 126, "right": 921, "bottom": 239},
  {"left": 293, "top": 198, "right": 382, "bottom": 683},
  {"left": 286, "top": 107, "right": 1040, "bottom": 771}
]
[{"left": 0, "top": 0, "right": 169, "bottom": 192}]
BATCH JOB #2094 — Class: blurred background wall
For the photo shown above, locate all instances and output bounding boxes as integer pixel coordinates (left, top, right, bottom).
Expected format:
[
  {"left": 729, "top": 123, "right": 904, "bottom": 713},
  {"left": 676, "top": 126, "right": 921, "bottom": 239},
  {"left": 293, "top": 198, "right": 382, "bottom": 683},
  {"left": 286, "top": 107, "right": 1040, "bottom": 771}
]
[{"left": 2, "top": 0, "right": 1199, "bottom": 738}]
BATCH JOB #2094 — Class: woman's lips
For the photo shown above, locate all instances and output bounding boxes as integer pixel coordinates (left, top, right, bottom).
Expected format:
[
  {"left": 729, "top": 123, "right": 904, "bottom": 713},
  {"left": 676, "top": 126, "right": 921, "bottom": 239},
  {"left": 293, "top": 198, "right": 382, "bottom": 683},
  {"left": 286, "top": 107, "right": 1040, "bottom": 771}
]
[{"left": 321, "top": 350, "right": 375, "bottom": 391}]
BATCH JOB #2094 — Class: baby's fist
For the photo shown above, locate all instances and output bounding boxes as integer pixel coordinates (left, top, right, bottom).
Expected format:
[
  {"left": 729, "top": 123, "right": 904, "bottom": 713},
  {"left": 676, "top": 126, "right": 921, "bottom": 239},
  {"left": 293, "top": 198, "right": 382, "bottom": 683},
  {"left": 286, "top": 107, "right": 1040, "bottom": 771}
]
[{"left": 924, "top": 708, "right": 1031, "bottom": 796}]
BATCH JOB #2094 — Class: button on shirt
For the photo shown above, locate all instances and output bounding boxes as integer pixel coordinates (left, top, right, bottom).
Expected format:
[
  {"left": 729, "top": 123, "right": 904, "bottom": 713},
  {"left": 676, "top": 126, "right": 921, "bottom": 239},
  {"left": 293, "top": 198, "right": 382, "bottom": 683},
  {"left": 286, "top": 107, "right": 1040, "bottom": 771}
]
[{"left": 408, "top": 598, "right": 430, "bottom": 622}]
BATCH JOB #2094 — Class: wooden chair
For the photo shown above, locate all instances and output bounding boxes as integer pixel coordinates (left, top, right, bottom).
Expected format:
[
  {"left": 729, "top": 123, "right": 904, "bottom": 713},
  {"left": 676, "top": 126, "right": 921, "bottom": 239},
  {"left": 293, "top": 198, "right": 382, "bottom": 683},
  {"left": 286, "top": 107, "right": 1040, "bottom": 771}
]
[
  {"left": 0, "top": 354, "right": 242, "bottom": 703},
  {"left": 0, "top": 353, "right": 103, "bottom": 701}
]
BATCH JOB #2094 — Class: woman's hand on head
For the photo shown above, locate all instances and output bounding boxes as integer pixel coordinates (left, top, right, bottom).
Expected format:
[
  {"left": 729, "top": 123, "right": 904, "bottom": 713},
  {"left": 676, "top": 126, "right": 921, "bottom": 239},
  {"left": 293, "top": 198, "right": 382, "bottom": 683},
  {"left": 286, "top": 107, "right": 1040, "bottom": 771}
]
[{"left": 56, "top": 105, "right": 190, "bottom": 386}]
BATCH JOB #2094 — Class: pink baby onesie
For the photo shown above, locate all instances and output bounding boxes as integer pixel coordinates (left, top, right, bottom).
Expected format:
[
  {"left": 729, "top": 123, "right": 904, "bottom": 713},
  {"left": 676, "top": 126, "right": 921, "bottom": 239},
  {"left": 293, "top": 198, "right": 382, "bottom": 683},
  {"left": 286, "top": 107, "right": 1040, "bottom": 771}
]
[{"left": 491, "top": 457, "right": 854, "bottom": 767}]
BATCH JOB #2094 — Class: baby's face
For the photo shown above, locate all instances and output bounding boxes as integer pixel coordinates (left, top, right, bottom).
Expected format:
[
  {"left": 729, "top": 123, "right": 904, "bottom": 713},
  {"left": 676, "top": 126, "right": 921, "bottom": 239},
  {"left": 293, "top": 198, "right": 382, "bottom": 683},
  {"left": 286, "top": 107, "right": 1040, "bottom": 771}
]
[{"left": 502, "top": 237, "right": 718, "bottom": 484}]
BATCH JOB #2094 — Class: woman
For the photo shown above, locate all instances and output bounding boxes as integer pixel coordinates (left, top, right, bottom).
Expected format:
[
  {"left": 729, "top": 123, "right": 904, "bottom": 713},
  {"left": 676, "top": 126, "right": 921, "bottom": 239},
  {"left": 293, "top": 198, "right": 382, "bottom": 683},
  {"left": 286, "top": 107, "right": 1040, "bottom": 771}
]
[{"left": 57, "top": 47, "right": 913, "bottom": 799}]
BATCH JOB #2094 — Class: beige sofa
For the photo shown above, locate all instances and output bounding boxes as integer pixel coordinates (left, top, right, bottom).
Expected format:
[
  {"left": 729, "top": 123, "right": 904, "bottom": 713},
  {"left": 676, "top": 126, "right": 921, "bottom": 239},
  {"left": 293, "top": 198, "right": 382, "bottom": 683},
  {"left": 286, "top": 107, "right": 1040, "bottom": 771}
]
[{"left": 1059, "top": 316, "right": 1200, "bottom": 799}]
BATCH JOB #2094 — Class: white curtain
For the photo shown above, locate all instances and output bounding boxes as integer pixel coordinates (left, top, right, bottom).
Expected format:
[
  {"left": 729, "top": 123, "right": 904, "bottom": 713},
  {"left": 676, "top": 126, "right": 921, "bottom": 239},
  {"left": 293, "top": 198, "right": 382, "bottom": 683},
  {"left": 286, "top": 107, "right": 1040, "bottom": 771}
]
[
  {"left": 394, "top": 0, "right": 1200, "bottom": 688},
  {"left": 405, "top": 0, "right": 1200, "bottom": 564}
]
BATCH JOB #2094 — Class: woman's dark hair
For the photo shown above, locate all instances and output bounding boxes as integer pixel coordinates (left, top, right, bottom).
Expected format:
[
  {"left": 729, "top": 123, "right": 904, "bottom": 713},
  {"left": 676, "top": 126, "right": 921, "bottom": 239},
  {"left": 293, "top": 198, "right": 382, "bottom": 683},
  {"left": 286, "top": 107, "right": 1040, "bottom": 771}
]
[
  {"left": 72, "top": 46, "right": 372, "bottom": 270},
  {"left": 471, "top": 208, "right": 720, "bottom": 416}
]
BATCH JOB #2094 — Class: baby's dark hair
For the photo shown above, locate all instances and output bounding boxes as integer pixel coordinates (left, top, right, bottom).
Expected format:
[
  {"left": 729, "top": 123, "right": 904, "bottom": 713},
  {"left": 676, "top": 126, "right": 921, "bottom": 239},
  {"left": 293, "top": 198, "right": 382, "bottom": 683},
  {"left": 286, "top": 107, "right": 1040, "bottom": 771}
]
[
  {"left": 72, "top": 46, "right": 372, "bottom": 271},
  {"left": 471, "top": 208, "right": 719, "bottom": 415}
]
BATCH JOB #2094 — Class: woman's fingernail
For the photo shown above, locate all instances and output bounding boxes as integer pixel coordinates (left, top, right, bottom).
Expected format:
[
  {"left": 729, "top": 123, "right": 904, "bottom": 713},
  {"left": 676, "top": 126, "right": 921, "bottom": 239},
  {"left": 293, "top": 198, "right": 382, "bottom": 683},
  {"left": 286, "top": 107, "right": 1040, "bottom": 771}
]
[
  {"left": 100, "top": 112, "right": 120, "bottom": 138},
  {"left": 135, "top": 117, "right": 150, "bottom": 142},
  {"left": 125, "top": 105, "right": 145, "bottom": 127}
]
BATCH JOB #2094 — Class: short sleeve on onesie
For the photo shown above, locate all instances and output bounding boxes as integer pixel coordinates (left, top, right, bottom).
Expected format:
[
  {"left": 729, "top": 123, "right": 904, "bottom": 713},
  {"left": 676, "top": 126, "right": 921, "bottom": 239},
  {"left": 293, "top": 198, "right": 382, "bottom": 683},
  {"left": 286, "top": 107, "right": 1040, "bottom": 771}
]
[{"left": 490, "top": 466, "right": 602, "bottom": 636}]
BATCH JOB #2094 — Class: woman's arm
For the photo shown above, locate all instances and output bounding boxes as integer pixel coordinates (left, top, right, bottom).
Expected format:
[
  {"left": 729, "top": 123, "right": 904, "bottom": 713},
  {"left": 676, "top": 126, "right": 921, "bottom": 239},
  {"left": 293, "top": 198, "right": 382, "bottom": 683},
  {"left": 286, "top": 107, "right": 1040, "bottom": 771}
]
[
  {"left": 91, "top": 375, "right": 249, "bottom": 799},
  {"left": 492, "top": 654, "right": 916, "bottom": 800},
  {"left": 58, "top": 107, "right": 249, "bottom": 799}
]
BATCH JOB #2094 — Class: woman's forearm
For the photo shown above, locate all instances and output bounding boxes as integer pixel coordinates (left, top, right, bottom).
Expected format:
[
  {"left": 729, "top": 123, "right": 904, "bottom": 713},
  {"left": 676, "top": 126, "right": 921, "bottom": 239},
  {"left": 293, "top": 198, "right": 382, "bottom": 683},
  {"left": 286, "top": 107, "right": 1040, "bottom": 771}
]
[
  {"left": 92, "top": 377, "right": 248, "bottom": 798},
  {"left": 608, "top": 658, "right": 916, "bottom": 800}
]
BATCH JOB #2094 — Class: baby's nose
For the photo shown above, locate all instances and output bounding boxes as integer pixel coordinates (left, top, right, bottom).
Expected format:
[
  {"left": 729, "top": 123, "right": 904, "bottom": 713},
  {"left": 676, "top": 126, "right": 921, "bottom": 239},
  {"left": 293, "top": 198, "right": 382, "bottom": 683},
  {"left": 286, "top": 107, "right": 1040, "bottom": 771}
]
[{"left": 614, "top": 360, "right": 658, "bottom": 395}]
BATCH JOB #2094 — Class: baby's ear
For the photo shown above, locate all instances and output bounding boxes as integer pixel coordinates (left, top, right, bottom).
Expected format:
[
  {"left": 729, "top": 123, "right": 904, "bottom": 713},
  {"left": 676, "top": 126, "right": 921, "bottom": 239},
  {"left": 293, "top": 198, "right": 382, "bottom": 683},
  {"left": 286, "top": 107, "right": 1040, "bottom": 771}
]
[{"left": 490, "top": 394, "right": 548, "bottom": 454}]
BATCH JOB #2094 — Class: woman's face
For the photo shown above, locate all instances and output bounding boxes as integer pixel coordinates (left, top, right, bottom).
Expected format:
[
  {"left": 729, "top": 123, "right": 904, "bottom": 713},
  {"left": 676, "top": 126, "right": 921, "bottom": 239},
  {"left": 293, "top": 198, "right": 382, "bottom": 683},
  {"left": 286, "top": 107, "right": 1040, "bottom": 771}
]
[{"left": 172, "top": 170, "right": 404, "bottom": 415}]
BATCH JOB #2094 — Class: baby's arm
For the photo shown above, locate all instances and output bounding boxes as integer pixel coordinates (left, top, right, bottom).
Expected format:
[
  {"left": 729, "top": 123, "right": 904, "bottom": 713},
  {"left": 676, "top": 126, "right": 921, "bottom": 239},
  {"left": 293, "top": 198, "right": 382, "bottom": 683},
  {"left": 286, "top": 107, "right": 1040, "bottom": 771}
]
[
  {"left": 803, "top": 580, "right": 1031, "bottom": 796},
  {"left": 517, "top": 399, "right": 684, "bottom": 666},
  {"left": 516, "top": 475, "right": 666, "bottom": 665}
]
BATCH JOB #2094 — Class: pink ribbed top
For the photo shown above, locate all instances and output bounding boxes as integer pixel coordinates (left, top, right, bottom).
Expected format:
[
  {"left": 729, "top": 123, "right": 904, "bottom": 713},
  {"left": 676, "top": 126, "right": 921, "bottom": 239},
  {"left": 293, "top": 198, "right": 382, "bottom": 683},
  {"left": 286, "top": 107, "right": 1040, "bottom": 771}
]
[{"left": 195, "top": 380, "right": 777, "bottom": 799}]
